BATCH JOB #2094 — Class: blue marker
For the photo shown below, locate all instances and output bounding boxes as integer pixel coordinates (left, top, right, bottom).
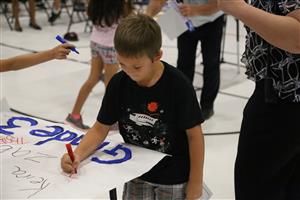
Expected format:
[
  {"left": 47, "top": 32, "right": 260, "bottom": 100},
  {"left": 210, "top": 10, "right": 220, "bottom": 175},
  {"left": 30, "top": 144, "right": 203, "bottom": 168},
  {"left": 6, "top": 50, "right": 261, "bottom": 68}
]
[{"left": 55, "top": 35, "right": 79, "bottom": 54}]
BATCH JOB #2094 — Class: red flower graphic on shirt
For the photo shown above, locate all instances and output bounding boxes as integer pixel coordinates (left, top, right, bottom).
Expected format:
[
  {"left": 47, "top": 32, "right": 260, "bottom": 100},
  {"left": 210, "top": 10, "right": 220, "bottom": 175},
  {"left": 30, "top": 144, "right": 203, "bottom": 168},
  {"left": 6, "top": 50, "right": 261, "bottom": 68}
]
[{"left": 147, "top": 102, "right": 158, "bottom": 112}]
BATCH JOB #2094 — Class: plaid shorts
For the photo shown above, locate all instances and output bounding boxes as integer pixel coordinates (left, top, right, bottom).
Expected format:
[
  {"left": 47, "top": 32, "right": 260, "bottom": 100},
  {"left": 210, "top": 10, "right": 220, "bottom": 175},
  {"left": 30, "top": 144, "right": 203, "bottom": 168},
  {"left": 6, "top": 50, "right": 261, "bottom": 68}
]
[
  {"left": 90, "top": 41, "right": 118, "bottom": 64},
  {"left": 122, "top": 178, "right": 187, "bottom": 200}
]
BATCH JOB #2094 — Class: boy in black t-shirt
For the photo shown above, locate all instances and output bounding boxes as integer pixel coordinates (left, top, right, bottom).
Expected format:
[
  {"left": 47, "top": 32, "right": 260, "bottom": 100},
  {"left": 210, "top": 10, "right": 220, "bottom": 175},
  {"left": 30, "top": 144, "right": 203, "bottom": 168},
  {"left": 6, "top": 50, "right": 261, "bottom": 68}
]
[{"left": 61, "top": 14, "right": 205, "bottom": 199}]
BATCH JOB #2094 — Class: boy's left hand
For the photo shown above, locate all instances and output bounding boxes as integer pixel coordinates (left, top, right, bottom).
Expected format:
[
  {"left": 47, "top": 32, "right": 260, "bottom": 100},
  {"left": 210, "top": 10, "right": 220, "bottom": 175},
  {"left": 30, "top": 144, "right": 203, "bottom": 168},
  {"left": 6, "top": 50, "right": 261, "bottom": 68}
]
[{"left": 186, "top": 180, "right": 202, "bottom": 200}]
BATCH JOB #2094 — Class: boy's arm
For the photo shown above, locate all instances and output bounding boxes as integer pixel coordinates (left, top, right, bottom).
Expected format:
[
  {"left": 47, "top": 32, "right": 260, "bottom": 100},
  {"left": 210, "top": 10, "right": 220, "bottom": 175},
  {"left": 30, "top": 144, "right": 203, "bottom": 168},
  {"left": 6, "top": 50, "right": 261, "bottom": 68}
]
[
  {"left": 61, "top": 121, "right": 110, "bottom": 173},
  {"left": 179, "top": 0, "right": 220, "bottom": 17},
  {"left": 218, "top": 0, "right": 300, "bottom": 53},
  {"left": 0, "top": 43, "right": 73, "bottom": 72},
  {"left": 146, "top": 0, "right": 166, "bottom": 17},
  {"left": 186, "top": 124, "right": 205, "bottom": 199},
  {"left": 74, "top": 121, "right": 110, "bottom": 161}
]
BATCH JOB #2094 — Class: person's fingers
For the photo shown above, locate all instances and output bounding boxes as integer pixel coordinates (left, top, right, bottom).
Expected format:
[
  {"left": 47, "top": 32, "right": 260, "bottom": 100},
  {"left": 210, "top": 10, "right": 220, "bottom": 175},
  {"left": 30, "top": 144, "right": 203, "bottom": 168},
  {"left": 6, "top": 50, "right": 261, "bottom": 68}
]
[
  {"left": 61, "top": 48, "right": 71, "bottom": 54},
  {"left": 61, "top": 153, "right": 74, "bottom": 173},
  {"left": 180, "top": 7, "right": 189, "bottom": 16},
  {"left": 62, "top": 43, "right": 75, "bottom": 49},
  {"left": 72, "top": 159, "right": 80, "bottom": 169}
]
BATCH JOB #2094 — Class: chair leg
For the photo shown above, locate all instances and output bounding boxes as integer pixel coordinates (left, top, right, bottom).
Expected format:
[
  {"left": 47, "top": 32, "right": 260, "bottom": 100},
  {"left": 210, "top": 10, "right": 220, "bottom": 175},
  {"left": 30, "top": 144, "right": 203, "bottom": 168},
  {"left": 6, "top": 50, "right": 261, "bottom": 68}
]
[
  {"left": 0, "top": 1, "right": 14, "bottom": 30},
  {"left": 66, "top": 9, "right": 74, "bottom": 32}
]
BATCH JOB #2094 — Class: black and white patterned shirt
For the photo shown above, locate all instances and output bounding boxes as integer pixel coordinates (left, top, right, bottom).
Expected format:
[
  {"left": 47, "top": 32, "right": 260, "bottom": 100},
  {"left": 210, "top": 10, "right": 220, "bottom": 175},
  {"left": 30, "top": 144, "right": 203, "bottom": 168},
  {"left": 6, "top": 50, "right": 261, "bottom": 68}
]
[{"left": 242, "top": 0, "right": 300, "bottom": 102}]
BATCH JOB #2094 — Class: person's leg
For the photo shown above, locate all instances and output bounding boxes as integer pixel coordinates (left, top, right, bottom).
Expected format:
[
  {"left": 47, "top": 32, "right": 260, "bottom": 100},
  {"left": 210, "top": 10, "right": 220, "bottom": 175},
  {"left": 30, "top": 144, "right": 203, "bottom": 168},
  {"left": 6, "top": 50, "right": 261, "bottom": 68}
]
[
  {"left": 99, "top": 46, "right": 119, "bottom": 86},
  {"left": 104, "top": 63, "right": 119, "bottom": 87},
  {"left": 53, "top": 0, "right": 61, "bottom": 11},
  {"left": 12, "top": 0, "right": 22, "bottom": 31},
  {"left": 177, "top": 30, "right": 199, "bottom": 82},
  {"left": 28, "top": 0, "right": 41, "bottom": 29},
  {"left": 287, "top": 153, "right": 300, "bottom": 200},
  {"left": 71, "top": 56, "right": 103, "bottom": 115},
  {"left": 123, "top": 178, "right": 155, "bottom": 200},
  {"left": 235, "top": 86, "right": 300, "bottom": 200},
  {"left": 66, "top": 55, "right": 103, "bottom": 130},
  {"left": 199, "top": 15, "right": 224, "bottom": 117},
  {"left": 49, "top": 0, "right": 61, "bottom": 23}
]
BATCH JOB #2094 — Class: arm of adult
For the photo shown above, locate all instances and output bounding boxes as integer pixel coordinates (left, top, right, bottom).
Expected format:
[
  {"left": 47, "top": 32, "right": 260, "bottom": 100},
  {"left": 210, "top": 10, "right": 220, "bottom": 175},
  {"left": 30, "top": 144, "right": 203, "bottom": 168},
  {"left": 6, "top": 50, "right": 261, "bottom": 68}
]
[
  {"left": 61, "top": 121, "right": 110, "bottom": 174},
  {"left": 218, "top": 0, "right": 300, "bottom": 53},
  {"left": 179, "top": 0, "right": 220, "bottom": 17},
  {"left": 186, "top": 124, "right": 205, "bottom": 200},
  {"left": 0, "top": 43, "right": 73, "bottom": 72},
  {"left": 146, "top": 0, "right": 166, "bottom": 17}
]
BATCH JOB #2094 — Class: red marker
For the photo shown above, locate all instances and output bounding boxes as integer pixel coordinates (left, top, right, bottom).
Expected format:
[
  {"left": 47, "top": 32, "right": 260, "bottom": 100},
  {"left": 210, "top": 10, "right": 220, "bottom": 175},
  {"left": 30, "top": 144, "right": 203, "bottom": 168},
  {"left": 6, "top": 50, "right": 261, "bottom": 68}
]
[{"left": 65, "top": 143, "right": 77, "bottom": 174}]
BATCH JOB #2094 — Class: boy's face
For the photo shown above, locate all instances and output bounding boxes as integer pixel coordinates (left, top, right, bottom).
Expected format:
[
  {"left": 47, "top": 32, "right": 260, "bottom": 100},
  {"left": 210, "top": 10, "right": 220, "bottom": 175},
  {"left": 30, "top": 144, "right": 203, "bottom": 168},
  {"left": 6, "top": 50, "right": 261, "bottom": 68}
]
[{"left": 117, "top": 51, "right": 162, "bottom": 86}]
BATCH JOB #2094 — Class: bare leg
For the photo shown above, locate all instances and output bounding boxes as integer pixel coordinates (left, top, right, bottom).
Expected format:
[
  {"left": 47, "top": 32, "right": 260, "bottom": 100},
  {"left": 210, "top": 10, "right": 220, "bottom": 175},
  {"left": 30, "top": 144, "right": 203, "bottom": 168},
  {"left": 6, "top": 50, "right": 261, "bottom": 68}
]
[
  {"left": 53, "top": 0, "right": 61, "bottom": 10},
  {"left": 28, "top": 0, "right": 41, "bottom": 29},
  {"left": 48, "top": 0, "right": 61, "bottom": 23},
  {"left": 103, "top": 63, "right": 119, "bottom": 87},
  {"left": 28, "top": 0, "right": 36, "bottom": 24},
  {"left": 71, "top": 57, "right": 104, "bottom": 115},
  {"left": 12, "top": 0, "right": 22, "bottom": 31}
]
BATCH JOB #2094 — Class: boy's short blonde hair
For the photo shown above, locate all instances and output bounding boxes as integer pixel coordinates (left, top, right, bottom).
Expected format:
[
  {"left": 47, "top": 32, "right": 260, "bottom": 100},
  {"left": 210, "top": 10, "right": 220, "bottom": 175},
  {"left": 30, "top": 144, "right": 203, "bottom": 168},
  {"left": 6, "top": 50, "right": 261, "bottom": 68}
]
[{"left": 114, "top": 14, "right": 162, "bottom": 59}]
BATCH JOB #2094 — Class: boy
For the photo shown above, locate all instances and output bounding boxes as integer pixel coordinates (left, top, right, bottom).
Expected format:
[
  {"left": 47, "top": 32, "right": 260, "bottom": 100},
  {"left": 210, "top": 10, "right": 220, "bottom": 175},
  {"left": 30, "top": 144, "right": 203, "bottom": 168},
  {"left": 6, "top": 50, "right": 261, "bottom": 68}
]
[{"left": 61, "top": 14, "right": 205, "bottom": 199}]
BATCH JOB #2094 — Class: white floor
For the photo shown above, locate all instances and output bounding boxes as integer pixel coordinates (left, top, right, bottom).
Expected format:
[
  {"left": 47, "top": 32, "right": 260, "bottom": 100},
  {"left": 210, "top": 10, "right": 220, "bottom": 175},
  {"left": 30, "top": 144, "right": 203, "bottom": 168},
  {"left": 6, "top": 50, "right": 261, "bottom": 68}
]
[{"left": 1, "top": 6, "right": 255, "bottom": 200}]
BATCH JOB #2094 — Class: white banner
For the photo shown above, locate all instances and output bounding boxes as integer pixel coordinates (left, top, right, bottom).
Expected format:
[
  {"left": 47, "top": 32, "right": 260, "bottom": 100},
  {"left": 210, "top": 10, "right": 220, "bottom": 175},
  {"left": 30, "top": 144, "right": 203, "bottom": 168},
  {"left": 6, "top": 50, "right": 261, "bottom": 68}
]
[{"left": 0, "top": 111, "right": 166, "bottom": 199}]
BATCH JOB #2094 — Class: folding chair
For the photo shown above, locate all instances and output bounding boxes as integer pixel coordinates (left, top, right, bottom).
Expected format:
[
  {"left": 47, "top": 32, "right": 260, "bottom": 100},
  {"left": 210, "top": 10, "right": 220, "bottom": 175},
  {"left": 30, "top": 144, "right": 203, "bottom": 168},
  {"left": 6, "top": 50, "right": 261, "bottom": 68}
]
[
  {"left": 220, "top": 15, "right": 241, "bottom": 74},
  {"left": 66, "top": 0, "right": 91, "bottom": 33},
  {"left": 0, "top": 0, "right": 14, "bottom": 30},
  {"left": 35, "top": 0, "right": 51, "bottom": 18},
  {"left": 0, "top": 0, "right": 51, "bottom": 30}
]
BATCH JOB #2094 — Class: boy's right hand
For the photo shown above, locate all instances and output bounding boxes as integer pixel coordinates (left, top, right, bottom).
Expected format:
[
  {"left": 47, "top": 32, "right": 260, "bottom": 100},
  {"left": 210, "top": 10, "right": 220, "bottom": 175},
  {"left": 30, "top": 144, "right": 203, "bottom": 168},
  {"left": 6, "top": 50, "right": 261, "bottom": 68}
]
[{"left": 60, "top": 152, "right": 80, "bottom": 174}]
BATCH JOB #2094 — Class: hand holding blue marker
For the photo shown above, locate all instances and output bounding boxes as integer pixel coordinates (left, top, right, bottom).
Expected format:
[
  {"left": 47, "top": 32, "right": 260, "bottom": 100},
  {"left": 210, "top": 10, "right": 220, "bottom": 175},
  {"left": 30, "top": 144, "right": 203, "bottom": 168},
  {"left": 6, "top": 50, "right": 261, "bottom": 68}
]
[
  {"left": 55, "top": 35, "right": 79, "bottom": 54},
  {"left": 167, "top": 0, "right": 195, "bottom": 32}
]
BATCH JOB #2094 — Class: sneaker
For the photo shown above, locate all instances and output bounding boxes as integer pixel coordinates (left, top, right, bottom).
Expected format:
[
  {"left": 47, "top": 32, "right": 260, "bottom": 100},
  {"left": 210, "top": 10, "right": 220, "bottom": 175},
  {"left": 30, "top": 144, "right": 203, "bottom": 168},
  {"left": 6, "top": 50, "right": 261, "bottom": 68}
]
[
  {"left": 66, "top": 114, "right": 90, "bottom": 130},
  {"left": 202, "top": 108, "right": 214, "bottom": 120},
  {"left": 48, "top": 11, "right": 61, "bottom": 24}
]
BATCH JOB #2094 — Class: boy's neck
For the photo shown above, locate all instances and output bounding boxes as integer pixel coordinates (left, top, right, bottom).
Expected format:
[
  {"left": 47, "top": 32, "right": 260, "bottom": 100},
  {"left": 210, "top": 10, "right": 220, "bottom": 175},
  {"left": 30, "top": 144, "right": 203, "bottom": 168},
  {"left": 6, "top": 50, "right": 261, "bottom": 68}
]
[{"left": 138, "top": 61, "right": 164, "bottom": 87}]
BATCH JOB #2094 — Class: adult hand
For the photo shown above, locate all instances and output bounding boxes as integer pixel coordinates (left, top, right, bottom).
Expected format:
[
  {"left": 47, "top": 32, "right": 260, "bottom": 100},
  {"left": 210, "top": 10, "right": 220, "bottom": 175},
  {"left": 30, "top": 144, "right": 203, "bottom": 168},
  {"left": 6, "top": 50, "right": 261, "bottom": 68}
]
[
  {"left": 51, "top": 43, "right": 73, "bottom": 59},
  {"left": 179, "top": 4, "right": 198, "bottom": 17}
]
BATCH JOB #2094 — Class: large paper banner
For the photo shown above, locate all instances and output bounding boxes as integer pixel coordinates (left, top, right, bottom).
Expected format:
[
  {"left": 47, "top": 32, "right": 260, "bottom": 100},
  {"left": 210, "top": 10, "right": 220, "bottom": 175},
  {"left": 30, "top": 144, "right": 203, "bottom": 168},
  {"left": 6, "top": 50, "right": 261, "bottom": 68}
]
[{"left": 0, "top": 112, "right": 166, "bottom": 199}]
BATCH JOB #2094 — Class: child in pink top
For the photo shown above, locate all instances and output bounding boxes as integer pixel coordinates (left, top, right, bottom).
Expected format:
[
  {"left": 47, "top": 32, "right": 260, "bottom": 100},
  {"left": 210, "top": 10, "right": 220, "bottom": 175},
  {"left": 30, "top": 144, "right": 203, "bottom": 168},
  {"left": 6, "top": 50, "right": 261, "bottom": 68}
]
[{"left": 66, "top": 0, "right": 133, "bottom": 130}]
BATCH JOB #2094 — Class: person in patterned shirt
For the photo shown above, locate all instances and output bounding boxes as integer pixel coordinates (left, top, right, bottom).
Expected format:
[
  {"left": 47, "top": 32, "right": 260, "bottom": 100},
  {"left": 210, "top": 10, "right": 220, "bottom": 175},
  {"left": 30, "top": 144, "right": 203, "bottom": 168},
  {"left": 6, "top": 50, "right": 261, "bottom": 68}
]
[{"left": 218, "top": 0, "right": 300, "bottom": 199}]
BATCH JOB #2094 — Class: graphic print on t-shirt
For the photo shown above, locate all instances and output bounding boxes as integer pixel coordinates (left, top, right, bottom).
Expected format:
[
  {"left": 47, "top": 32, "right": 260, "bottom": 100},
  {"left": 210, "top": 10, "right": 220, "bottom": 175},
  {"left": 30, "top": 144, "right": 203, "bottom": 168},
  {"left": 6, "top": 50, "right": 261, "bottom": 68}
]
[{"left": 119, "top": 101, "right": 171, "bottom": 153}]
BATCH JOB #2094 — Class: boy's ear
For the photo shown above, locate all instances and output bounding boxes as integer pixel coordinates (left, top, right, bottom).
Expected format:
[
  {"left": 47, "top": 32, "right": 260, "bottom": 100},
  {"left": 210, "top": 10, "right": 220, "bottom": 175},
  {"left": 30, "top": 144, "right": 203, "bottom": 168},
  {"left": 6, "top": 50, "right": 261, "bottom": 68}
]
[{"left": 152, "top": 50, "right": 163, "bottom": 62}]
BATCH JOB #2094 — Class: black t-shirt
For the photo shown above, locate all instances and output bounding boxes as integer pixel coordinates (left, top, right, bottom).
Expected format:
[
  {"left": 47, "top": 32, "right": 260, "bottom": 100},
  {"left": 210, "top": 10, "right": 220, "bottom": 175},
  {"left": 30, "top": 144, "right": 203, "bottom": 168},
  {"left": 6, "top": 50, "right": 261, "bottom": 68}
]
[{"left": 97, "top": 61, "right": 204, "bottom": 184}]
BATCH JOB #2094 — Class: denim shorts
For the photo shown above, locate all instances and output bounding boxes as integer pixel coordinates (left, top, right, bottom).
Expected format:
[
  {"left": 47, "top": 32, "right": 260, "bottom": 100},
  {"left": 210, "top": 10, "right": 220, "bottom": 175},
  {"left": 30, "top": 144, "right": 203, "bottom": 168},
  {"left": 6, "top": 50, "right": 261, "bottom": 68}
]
[
  {"left": 122, "top": 178, "right": 187, "bottom": 200},
  {"left": 90, "top": 41, "right": 118, "bottom": 64}
]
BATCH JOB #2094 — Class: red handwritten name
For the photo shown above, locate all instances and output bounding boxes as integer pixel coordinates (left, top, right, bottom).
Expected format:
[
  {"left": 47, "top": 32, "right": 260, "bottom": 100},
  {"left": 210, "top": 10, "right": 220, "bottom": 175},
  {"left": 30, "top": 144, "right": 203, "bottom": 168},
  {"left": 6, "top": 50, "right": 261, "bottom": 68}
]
[{"left": 0, "top": 135, "right": 25, "bottom": 145}]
